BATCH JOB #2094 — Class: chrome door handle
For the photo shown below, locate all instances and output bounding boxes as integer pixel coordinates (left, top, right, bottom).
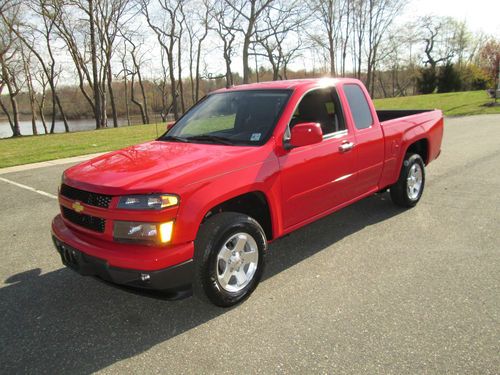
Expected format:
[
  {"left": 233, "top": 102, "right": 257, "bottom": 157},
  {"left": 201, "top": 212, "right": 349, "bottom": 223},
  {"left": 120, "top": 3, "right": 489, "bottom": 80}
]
[{"left": 339, "top": 142, "right": 354, "bottom": 152}]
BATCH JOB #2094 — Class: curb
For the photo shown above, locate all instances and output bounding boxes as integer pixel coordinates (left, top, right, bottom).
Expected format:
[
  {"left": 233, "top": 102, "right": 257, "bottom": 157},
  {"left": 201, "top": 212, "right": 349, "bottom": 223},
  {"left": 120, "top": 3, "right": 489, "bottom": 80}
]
[{"left": 0, "top": 152, "right": 106, "bottom": 175}]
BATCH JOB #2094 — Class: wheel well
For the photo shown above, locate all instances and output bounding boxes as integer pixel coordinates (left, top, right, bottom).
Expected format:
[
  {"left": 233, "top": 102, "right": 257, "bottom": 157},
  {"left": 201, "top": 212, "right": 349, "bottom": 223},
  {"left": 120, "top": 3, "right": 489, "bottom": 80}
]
[
  {"left": 406, "top": 139, "right": 429, "bottom": 164},
  {"left": 204, "top": 192, "right": 273, "bottom": 240}
]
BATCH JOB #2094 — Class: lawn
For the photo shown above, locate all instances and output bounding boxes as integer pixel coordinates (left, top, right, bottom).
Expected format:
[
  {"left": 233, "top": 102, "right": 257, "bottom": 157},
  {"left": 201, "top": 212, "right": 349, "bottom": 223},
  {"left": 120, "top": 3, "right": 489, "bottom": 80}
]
[
  {"left": 373, "top": 90, "right": 500, "bottom": 116},
  {"left": 0, "top": 123, "right": 162, "bottom": 168},
  {"left": 1, "top": 90, "right": 498, "bottom": 169}
]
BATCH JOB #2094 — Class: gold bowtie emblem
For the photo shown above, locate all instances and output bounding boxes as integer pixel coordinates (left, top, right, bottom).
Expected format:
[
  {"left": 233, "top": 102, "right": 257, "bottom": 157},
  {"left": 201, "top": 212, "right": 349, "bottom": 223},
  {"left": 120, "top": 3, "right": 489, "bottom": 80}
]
[{"left": 72, "top": 201, "right": 84, "bottom": 213}]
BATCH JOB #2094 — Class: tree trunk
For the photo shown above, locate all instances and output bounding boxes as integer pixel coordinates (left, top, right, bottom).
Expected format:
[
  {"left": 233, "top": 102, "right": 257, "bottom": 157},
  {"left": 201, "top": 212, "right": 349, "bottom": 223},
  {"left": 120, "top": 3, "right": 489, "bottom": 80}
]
[
  {"left": 123, "top": 75, "right": 130, "bottom": 126},
  {"left": 49, "top": 88, "right": 57, "bottom": 133},
  {"left": 36, "top": 84, "right": 48, "bottom": 134},
  {"left": 187, "top": 40, "right": 195, "bottom": 105},
  {"left": 0, "top": 97, "right": 16, "bottom": 136},
  {"left": 89, "top": 0, "right": 102, "bottom": 129},
  {"left": 167, "top": 51, "right": 178, "bottom": 120},
  {"left": 137, "top": 68, "right": 150, "bottom": 124},
  {"left": 1, "top": 65, "right": 21, "bottom": 137},
  {"left": 195, "top": 44, "right": 202, "bottom": 102},
  {"left": 243, "top": 35, "right": 251, "bottom": 84},
  {"left": 195, "top": 30, "right": 208, "bottom": 102},
  {"left": 107, "top": 64, "right": 118, "bottom": 128},
  {"left": 131, "top": 74, "right": 147, "bottom": 125},
  {"left": 23, "top": 54, "right": 38, "bottom": 136},
  {"left": 55, "top": 94, "right": 69, "bottom": 132},
  {"left": 38, "top": 104, "right": 48, "bottom": 134},
  {"left": 329, "top": 34, "right": 335, "bottom": 76},
  {"left": 46, "top": 34, "right": 69, "bottom": 133},
  {"left": 224, "top": 47, "right": 233, "bottom": 88},
  {"left": 9, "top": 98, "right": 21, "bottom": 137},
  {"left": 177, "top": 39, "right": 185, "bottom": 113}
]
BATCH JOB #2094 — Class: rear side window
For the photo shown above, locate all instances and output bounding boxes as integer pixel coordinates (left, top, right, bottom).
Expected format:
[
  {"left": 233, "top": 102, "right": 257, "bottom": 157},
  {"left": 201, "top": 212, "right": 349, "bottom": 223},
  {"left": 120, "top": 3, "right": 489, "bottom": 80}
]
[{"left": 344, "top": 84, "right": 373, "bottom": 130}]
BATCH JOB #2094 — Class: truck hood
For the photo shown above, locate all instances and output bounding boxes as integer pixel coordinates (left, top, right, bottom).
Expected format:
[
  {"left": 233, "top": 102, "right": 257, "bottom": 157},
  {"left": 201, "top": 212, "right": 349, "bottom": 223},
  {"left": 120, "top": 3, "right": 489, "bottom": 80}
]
[{"left": 64, "top": 141, "right": 271, "bottom": 195}]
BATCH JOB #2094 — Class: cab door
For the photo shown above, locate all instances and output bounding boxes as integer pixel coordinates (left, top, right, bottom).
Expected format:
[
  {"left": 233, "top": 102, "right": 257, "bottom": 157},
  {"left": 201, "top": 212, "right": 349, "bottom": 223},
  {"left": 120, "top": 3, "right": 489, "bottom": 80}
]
[
  {"left": 342, "top": 84, "right": 384, "bottom": 196},
  {"left": 278, "top": 88, "right": 359, "bottom": 229}
]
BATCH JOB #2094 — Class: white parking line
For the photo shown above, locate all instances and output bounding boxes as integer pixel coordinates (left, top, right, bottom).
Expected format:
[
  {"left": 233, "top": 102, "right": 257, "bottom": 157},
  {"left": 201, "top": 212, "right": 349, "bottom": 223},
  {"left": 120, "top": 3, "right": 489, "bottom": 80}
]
[{"left": 0, "top": 177, "right": 58, "bottom": 200}]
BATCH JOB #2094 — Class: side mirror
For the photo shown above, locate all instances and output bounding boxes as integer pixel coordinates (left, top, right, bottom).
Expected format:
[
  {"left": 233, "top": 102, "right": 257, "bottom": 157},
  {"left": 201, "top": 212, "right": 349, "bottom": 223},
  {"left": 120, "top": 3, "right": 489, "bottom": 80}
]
[
  {"left": 166, "top": 121, "right": 176, "bottom": 131},
  {"left": 288, "top": 122, "right": 323, "bottom": 148}
]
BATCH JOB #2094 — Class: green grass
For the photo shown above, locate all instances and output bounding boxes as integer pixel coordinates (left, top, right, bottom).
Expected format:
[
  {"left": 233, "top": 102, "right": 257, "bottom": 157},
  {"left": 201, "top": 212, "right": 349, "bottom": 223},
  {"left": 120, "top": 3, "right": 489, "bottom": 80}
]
[
  {"left": 373, "top": 90, "right": 500, "bottom": 116},
  {"left": 0, "top": 123, "right": 162, "bottom": 168}
]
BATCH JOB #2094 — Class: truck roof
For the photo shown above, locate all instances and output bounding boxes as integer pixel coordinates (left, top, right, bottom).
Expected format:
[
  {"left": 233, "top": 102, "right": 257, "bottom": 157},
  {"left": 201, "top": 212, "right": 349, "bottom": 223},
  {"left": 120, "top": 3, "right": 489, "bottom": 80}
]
[{"left": 212, "top": 78, "right": 352, "bottom": 93}]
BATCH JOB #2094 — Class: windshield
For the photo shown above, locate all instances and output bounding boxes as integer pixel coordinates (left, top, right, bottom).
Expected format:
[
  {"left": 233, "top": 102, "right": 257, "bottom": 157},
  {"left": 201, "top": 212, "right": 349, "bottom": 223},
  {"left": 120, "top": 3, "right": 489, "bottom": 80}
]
[{"left": 160, "top": 89, "right": 292, "bottom": 146}]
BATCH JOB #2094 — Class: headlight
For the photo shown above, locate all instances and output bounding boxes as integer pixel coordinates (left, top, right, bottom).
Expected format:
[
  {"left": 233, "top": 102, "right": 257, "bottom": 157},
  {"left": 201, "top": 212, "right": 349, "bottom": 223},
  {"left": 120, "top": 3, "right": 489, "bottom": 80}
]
[
  {"left": 117, "top": 194, "right": 179, "bottom": 210},
  {"left": 114, "top": 221, "right": 174, "bottom": 245}
]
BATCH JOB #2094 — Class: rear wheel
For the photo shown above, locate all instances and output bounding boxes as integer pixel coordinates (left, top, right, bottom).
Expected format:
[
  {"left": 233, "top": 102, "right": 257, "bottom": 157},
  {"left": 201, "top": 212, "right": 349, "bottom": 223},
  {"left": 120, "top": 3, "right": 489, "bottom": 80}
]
[
  {"left": 390, "top": 153, "right": 425, "bottom": 207},
  {"left": 193, "top": 212, "right": 266, "bottom": 307}
]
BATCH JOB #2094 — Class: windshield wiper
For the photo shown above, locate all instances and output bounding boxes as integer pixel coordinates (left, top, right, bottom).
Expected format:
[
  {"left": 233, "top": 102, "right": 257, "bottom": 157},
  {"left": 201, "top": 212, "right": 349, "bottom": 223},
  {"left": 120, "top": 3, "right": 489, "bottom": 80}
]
[
  {"left": 160, "top": 135, "right": 189, "bottom": 143},
  {"left": 186, "top": 135, "right": 234, "bottom": 145}
]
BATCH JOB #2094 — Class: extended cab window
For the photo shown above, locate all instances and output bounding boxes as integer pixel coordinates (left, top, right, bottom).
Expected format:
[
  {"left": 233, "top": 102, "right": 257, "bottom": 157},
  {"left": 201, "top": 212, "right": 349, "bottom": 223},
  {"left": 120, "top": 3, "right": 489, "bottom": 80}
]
[
  {"left": 343, "top": 84, "right": 373, "bottom": 129},
  {"left": 162, "top": 90, "right": 291, "bottom": 146},
  {"left": 289, "top": 88, "right": 345, "bottom": 136}
]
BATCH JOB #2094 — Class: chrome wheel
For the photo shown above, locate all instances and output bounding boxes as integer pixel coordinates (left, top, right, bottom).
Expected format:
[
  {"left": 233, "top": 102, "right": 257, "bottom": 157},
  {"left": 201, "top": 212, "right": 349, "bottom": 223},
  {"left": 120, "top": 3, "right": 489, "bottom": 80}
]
[
  {"left": 216, "top": 232, "right": 259, "bottom": 293},
  {"left": 407, "top": 163, "right": 423, "bottom": 200}
]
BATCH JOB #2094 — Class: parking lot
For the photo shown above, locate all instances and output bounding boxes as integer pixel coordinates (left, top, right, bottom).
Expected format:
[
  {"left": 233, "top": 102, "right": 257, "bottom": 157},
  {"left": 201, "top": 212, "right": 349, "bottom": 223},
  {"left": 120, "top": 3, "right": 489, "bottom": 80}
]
[{"left": 0, "top": 114, "right": 499, "bottom": 374}]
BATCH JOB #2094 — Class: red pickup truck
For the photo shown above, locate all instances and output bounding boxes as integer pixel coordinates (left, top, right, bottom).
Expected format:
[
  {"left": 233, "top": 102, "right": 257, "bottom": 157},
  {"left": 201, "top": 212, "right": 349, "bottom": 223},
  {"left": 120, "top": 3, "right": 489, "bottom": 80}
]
[{"left": 52, "top": 78, "right": 443, "bottom": 306}]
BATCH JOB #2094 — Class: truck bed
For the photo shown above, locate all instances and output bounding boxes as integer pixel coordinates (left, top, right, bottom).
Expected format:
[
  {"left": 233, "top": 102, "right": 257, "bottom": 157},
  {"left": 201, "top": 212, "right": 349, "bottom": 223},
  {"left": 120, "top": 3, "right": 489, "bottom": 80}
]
[{"left": 376, "top": 109, "right": 434, "bottom": 123}]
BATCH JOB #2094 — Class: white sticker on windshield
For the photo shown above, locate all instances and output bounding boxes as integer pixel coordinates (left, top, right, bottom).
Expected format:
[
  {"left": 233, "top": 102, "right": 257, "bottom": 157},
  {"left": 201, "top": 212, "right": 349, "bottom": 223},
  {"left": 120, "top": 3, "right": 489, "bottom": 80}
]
[{"left": 250, "top": 133, "right": 261, "bottom": 141}]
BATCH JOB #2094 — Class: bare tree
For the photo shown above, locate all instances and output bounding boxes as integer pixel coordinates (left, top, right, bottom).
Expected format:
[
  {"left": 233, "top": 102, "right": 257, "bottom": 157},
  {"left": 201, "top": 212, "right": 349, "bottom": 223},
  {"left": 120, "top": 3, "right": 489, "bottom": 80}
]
[
  {"left": 142, "top": 0, "right": 181, "bottom": 119},
  {"left": 311, "top": 0, "right": 345, "bottom": 76},
  {"left": 21, "top": 46, "right": 38, "bottom": 135},
  {"left": 255, "top": 0, "right": 308, "bottom": 80},
  {"left": 211, "top": 0, "right": 239, "bottom": 88},
  {"left": 420, "top": 16, "right": 459, "bottom": 69},
  {"left": 225, "top": 0, "right": 275, "bottom": 83},
  {"left": 352, "top": 0, "right": 368, "bottom": 79},
  {"left": 0, "top": 52, "right": 23, "bottom": 137},
  {"left": 176, "top": 1, "right": 186, "bottom": 113},
  {"left": 0, "top": 2, "right": 22, "bottom": 137},
  {"left": 123, "top": 34, "right": 150, "bottom": 124},
  {"left": 2, "top": 0, "right": 70, "bottom": 133},
  {"left": 95, "top": 0, "right": 132, "bottom": 128},
  {"left": 88, "top": 0, "right": 103, "bottom": 128},
  {"left": 117, "top": 40, "right": 132, "bottom": 126},
  {"left": 364, "top": 0, "right": 407, "bottom": 96},
  {"left": 184, "top": 0, "right": 211, "bottom": 103},
  {"left": 338, "top": 0, "right": 352, "bottom": 77},
  {"left": 50, "top": 1, "right": 99, "bottom": 127},
  {"left": 34, "top": 70, "right": 49, "bottom": 133}
]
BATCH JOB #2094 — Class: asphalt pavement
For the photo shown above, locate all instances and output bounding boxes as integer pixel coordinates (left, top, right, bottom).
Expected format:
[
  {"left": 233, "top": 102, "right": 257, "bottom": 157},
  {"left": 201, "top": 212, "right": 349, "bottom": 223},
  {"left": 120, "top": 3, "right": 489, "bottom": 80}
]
[{"left": 0, "top": 115, "right": 499, "bottom": 374}]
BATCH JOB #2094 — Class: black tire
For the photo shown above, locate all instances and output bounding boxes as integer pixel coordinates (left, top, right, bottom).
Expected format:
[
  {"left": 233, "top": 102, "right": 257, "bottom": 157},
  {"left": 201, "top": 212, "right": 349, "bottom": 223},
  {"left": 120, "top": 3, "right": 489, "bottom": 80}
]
[
  {"left": 390, "top": 153, "right": 426, "bottom": 207},
  {"left": 193, "top": 212, "right": 267, "bottom": 307}
]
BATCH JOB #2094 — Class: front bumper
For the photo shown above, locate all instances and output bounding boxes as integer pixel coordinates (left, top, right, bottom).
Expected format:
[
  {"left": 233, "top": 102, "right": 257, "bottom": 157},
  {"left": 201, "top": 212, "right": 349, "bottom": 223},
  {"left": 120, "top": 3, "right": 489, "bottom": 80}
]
[
  {"left": 53, "top": 237, "right": 193, "bottom": 293},
  {"left": 51, "top": 215, "right": 194, "bottom": 294}
]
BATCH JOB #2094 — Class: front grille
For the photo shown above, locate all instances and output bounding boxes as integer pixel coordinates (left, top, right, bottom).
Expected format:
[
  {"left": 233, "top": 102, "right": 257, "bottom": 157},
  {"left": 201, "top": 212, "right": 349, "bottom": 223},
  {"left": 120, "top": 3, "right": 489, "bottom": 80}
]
[
  {"left": 60, "top": 184, "right": 112, "bottom": 208},
  {"left": 61, "top": 206, "right": 106, "bottom": 233}
]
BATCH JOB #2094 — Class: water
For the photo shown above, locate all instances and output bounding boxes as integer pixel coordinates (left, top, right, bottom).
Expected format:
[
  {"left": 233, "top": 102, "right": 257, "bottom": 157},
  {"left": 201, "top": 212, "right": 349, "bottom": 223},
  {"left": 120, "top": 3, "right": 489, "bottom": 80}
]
[{"left": 0, "top": 118, "right": 140, "bottom": 138}]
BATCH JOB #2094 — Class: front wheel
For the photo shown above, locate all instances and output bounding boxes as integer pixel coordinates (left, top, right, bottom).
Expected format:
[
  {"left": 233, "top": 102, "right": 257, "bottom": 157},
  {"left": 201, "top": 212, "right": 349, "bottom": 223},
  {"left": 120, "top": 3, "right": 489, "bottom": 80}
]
[
  {"left": 390, "top": 153, "right": 425, "bottom": 207},
  {"left": 193, "top": 212, "right": 266, "bottom": 307}
]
